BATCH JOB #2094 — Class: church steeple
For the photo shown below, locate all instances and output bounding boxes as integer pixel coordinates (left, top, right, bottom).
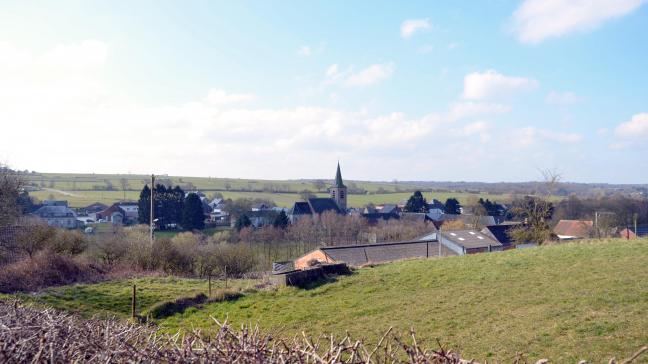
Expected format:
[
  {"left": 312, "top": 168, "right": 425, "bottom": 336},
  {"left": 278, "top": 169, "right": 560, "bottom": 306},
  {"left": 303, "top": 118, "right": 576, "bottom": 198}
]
[
  {"left": 334, "top": 162, "right": 345, "bottom": 188},
  {"left": 330, "top": 162, "right": 347, "bottom": 210}
]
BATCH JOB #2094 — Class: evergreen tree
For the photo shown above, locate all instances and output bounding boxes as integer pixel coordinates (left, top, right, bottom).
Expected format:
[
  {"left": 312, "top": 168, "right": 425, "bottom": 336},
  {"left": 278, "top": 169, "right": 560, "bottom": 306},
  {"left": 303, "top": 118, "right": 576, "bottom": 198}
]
[
  {"left": 444, "top": 198, "right": 461, "bottom": 215},
  {"left": 404, "top": 191, "right": 428, "bottom": 213},
  {"left": 182, "top": 193, "right": 205, "bottom": 230},
  {"left": 234, "top": 214, "right": 252, "bottom": 231},
  {"left": 272, "top": 210, "right": 289, "bottom": 229},
  {"left": 137, "top": 185, "right": 151, "bottom": 224}
]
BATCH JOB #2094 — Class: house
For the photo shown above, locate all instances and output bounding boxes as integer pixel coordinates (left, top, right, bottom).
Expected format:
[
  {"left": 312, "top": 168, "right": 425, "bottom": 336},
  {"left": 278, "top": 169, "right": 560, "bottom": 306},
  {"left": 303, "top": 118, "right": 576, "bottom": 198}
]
[
  {"left": 246, "top": 210, "right": 278, "bottom": 228},
  {"left": 84, "top": 202, "right": 108, "bottom": 215},
  {"left": 31, "top": 202, "right": 78, "bottom": 229},
  {"left": 208, "top": 198, "right": 226, "bottom": 210},
  {"left": 618, "top": 226, "right": 648, "bottom": 239},
  {"left": 294, "top": 239, "right": 455, "bottom": 269},
  {"left": 96, "top": 202, "right": 139, "bottom": 225},
  {"left": 251, "top": 203, "right": 271, "bottom": 211},
  {"left": 437, "top": 230, "right": 502, "bottom": 255},
  {"left": 361, "top": 211, "right": 400, "bottom": 225},
  {"left": 426, "top": 199, "right": 445, "bottom": 220},
  {"left": 553, "top": 219, "right": 593, "bottom": 240}
]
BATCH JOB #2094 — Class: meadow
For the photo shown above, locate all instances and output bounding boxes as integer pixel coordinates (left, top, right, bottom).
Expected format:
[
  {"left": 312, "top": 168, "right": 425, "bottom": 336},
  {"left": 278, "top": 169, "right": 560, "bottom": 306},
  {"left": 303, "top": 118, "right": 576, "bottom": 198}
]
[
  {"left": 9, "top": 238, "right": 648, "bottom": 362},
  {"left": 30, "top": 189, "right": 516, "bottom": 209}
]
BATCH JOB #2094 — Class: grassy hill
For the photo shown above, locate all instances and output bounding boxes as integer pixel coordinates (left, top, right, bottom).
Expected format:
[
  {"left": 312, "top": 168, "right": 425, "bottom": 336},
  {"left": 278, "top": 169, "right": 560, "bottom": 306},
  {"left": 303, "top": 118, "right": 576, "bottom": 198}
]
[
  {"left": 8, "top": 238, "right": 648, "bottom": 361},
  {"left": 24, "top": 172, "right": 523, "bottom": 208}
]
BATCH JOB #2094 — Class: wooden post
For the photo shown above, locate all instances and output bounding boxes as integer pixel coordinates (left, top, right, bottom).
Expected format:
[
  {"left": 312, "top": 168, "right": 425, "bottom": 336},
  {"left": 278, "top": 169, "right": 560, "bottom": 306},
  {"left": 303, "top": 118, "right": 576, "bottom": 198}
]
[
  {"left": 131, "top": 284, "right": 137, "bottom": 319},
  {"left": 224, "top": 266, "right": 228, "bottom": 289},
  {"left": 150, "top": 174, "right": 155, "bottom": 245},
  {"left": 208, "top": 273, "right": 212, "bottom": 297}
]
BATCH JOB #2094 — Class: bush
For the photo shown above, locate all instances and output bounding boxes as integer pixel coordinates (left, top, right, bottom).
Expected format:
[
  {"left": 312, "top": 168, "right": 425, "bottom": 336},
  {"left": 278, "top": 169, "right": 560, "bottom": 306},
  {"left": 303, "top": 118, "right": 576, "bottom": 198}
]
[
  {"left": 212, "top": 243, "right": 257, "bottom": 277},
  {"left": 0, "top": 251, "right": 102, "bottom": 293}
]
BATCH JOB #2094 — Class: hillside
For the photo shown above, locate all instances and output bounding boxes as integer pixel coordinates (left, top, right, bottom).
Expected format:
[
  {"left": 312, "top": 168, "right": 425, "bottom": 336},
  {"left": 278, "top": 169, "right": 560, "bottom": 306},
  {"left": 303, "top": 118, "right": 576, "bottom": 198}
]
[
  {"left": 156, "top": 239, "right": 648, "bottom": 362},
  {"left": 22, "top": 172, "right": 524, "bottom": 208},
  {"left": 10, "top": 238, "right": 648, "bottom": 362}
]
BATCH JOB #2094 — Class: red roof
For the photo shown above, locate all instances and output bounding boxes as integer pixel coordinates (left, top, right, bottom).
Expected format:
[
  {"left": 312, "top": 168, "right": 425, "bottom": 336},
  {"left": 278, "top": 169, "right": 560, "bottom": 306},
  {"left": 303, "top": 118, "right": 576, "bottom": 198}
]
[{"left": 553, "top": 220, "right": 593, "bottom": 238}]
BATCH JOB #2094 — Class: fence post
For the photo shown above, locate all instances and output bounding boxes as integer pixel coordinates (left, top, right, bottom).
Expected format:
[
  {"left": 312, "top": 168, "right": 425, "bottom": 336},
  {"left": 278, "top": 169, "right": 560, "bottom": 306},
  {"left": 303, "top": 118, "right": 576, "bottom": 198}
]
[
  {"left": 131, "top": 284, "right": 137, "bottom": 319},
  {"left": 208, "top": 273, "right": 212, "bottom": 297},
  {"left": 225, "top": 265, "right": 228, "bottom": 289}
]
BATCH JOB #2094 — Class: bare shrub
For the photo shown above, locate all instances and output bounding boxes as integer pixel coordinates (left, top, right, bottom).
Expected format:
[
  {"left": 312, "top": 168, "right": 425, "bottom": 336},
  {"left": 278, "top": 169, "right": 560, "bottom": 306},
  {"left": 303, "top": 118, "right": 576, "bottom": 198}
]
[{"left": 0, "top": 251, "right": 102, "bottom": 293}]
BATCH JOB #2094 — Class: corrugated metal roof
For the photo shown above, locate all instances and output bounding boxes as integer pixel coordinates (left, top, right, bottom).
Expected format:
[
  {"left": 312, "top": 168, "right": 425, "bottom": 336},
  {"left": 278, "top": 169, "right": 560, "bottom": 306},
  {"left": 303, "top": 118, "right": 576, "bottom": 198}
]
[{"left": 439, "top": 230, "right": 502, "bottom": 249}]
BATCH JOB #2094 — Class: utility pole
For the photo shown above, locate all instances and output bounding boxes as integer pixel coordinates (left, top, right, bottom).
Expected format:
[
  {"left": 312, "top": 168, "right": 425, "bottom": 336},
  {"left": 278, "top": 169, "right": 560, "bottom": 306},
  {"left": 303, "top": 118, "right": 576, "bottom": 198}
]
[{"left": 150, "top": 174, "right": 155, "bottom": 245}]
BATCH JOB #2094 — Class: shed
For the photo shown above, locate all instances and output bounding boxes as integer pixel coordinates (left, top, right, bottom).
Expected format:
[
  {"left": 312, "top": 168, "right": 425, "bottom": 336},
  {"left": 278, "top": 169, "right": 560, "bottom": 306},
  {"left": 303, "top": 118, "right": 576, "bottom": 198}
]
[
  {"left": 295, "top": 239, "right": 455, "bottom": 269},
  {"left": 437, "top": 230, "right": 502, "bottom": 255}
]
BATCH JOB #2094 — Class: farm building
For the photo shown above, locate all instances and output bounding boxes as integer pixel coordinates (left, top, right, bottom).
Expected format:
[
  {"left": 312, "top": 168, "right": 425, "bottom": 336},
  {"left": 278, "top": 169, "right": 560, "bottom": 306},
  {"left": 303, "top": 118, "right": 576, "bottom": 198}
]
[
  {"left": 553, "top": 220, "right": 593, "bottom": 240},
  {"left": 294, "top": 239, "right": 455, "bottom": 269},
  {"left": 437, "top": 230, "right": 502, "bottom": 255}
]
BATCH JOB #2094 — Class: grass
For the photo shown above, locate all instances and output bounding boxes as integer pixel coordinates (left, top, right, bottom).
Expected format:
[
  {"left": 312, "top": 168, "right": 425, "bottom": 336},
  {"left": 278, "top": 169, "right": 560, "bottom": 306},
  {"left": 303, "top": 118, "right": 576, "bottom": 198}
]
[
  {"left": 7, "top": 239, "right": 647, "bottom": 361},
  {"left": 30, "top": 188, "right": 519, "bottom": 209},
  {"left": 154, "top": 238, "right": 648, "bottom": 362},
  {"left": 11, "top": 276, "right": 261, "bottom": 319}
]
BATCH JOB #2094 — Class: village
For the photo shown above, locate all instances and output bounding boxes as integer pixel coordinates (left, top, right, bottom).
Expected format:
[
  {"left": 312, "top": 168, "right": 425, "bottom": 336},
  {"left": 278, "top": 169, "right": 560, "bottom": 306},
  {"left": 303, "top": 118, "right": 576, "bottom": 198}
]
[{"left": 14, "top": 163, "right": 648, "bottom": 280}]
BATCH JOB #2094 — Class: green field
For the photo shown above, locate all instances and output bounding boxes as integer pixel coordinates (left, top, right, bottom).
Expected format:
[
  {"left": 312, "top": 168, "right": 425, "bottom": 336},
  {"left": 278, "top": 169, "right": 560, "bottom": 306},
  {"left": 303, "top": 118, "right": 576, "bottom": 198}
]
[
  {"left": 9, "top": 238, "right": 648, "bottom": 361},
  {"left": 10, "top": 276, "right": 261, "bottom": 318},
  {"left": 29, "top": 187, "right": 518, "bottom": 209}
]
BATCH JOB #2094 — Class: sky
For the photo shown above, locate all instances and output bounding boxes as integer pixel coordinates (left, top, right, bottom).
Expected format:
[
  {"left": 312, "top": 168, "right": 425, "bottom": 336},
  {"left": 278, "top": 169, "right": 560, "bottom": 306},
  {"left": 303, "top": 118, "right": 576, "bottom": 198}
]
[{"left": 0, "top": 0, "right": 647, "bottom": 184}]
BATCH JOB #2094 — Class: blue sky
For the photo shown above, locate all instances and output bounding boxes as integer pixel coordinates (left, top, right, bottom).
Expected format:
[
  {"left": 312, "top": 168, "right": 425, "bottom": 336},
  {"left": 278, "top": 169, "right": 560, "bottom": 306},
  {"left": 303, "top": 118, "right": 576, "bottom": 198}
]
[{"left": 0, "top": 0, "right": 647, "bottom": 183}]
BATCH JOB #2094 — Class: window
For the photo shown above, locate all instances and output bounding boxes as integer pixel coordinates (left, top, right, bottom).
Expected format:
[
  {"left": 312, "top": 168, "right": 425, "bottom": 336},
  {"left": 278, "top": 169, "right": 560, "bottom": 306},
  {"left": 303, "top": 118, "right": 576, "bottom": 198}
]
[
  {"left": 331, "top": 191, "right": 336, "bottom": 198},
  {"left": 340, "top": 190, "right": 345, "bottom": 198}
]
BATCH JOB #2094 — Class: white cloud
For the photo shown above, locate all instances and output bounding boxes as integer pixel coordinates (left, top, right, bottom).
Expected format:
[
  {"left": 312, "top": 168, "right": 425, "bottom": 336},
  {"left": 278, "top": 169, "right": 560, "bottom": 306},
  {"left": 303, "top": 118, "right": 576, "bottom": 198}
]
[
  {"left": 345, "top": 63, "right": 394, "bottom": 86},
  {"left": 204, "top": 89, "right": 255, "bottom": 105},
  {"left": 546, "top": 91, "right": 583, "bottom": 105},
  {"left": 401, "top": 19, "right": 432, "bottom": 38},
  {"left": 463, "top": 70, "right": 538, "bottom": 100},
  {"left": 325, "top": 63, "right": 394, "bottom": 87},
  {"left": 417, "top": 44, "right": 434, "bottom": 54},
  {"left": 513, "top": 127, "right": 583, "bottom": 146},
  {"left": 512, "top": 0, "right": 646, "bottom": 43},
  {"left": 615, "top": 113, "right": 648, "bottom": 138}
]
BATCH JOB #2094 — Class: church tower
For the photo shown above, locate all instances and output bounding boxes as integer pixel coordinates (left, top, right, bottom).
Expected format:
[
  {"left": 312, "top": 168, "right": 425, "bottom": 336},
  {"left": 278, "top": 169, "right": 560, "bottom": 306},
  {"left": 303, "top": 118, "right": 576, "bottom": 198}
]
[{"left": 330, "top": 162, "right": 347, "bottom": 210}]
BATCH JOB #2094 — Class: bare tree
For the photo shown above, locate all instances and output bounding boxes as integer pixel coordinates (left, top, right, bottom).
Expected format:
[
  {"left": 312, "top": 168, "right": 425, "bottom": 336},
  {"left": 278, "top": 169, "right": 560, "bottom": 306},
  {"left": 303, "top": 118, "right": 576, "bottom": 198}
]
[{"left": 0, "top": 165, "right": 23, "bottom": 229}]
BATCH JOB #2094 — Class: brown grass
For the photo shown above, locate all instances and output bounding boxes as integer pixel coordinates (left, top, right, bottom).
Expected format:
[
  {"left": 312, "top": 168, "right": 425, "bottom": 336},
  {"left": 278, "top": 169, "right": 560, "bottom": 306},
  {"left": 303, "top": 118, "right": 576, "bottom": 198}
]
[{"left": 0, "top": 251, "right": 103, "bottom": 293}]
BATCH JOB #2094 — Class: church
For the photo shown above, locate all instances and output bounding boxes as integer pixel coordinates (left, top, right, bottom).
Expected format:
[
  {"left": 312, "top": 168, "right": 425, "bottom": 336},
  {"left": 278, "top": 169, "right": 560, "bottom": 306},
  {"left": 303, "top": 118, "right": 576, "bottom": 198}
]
[{"left": 289, "top": 163, "right": 348, "bottom": 223}]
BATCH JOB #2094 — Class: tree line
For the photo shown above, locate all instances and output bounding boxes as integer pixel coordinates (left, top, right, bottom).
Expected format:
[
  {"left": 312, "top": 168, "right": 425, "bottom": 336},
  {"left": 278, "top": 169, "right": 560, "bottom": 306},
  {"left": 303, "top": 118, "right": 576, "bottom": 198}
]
[{"left": 137, "top": 185, "right": 205, "bottom": 231}]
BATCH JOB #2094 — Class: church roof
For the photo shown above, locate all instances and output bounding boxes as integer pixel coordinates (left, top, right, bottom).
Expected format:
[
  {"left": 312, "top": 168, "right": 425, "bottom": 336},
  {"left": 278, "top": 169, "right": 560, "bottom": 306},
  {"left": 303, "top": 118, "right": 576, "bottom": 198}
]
[{"left": 333, "top": 162, "right": 345, "bottom": 188}]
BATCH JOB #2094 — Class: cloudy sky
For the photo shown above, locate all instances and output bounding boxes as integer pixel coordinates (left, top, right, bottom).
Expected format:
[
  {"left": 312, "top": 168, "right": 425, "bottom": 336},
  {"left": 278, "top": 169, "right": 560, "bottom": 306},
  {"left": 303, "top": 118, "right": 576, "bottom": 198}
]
[{"left": 1, "top": 0, "right": 647, "bottom": 183}]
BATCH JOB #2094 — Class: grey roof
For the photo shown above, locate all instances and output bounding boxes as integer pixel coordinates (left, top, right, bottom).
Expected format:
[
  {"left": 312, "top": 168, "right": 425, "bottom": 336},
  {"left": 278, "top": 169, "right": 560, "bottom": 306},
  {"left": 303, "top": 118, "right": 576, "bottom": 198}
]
[
  {"left": 427, "top": 199, "right": 445, "bottom": 210},
  {"left": 33, "top": 205, "right": 76, "bottom": 218},
  {"left": 319, "top": 240, "right": 452, "bottom": 266},
  {"left": 291, "top": 201, "right": 312, "bottom": 215},
  {"left": 480, "top": 224, "right": 522, "bottom": 246},
  {"left": 439, "top": 230, "right": 502, "bottom": 249},
  {"left": 333, "top": 162, "right": 345, "bottom": 188},
  {"left": 307, "top": 198, "right": 342, "bottom": 214}
]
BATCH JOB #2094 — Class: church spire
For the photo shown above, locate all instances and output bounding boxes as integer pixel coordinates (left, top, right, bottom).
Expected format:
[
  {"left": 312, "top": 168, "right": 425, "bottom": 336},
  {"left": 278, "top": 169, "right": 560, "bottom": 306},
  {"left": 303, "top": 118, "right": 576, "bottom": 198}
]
[{"left": 334, "top": 162, "right": 345, "bottom": 188}]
